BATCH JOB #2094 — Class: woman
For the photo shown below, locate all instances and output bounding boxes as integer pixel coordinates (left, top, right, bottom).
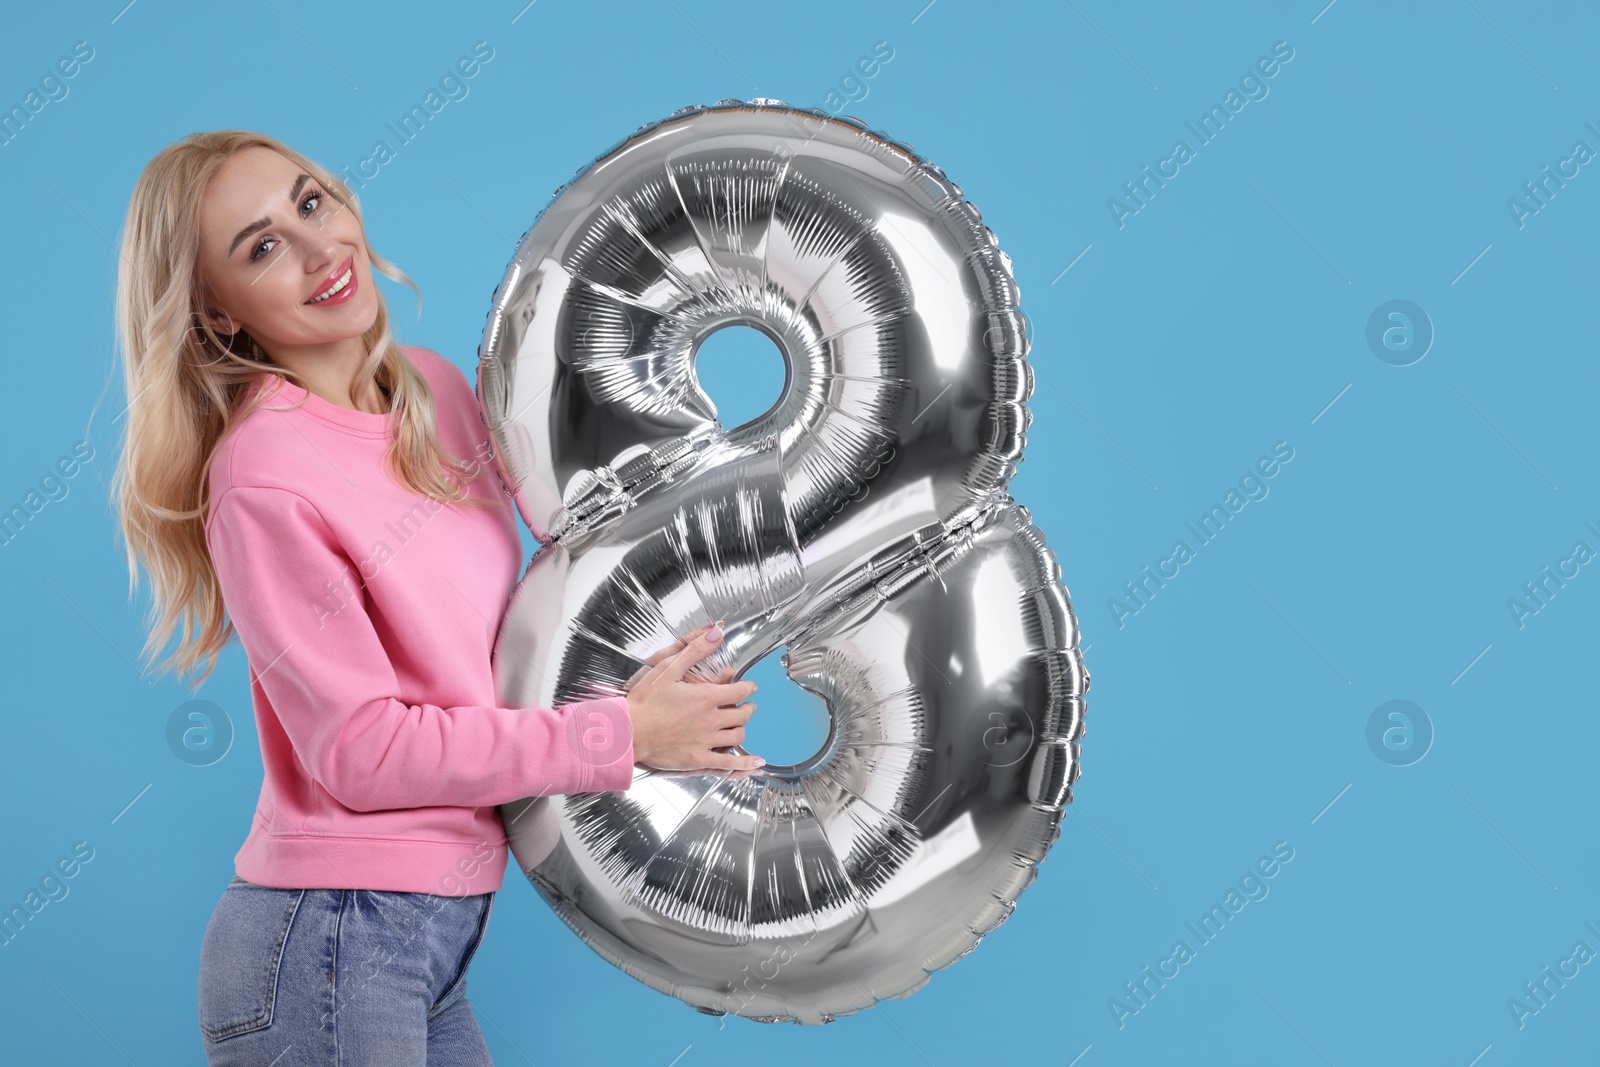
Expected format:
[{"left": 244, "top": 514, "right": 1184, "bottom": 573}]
[{"left": 110, "top": 129, "right": 764, "bottom": 1065}]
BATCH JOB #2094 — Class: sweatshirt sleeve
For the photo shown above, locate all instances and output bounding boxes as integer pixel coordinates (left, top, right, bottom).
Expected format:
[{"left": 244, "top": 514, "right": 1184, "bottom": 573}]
[{"left": 205, "top": 483, "right": 635, "bottom": 812}]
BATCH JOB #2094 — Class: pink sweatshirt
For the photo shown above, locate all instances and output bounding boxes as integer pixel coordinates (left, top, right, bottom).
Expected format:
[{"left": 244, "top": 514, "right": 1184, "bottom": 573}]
[{"left": 204, "top": 344, "right": 633, "bottom": 895}]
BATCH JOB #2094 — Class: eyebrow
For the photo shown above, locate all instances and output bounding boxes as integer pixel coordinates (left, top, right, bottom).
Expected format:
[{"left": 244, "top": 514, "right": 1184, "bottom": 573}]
[{"left": 227, "top": 173, "right": 312, "bottom": 256}]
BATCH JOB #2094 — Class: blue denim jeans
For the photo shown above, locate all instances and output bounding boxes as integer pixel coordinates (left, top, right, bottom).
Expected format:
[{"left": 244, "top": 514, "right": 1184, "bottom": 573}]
[{"left": 198, "top": 875, "right": 497, "bottom": 1065}]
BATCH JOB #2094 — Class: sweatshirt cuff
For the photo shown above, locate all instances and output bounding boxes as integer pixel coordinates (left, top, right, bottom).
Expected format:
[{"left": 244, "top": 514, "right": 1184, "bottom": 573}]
[{"left": 568, "top": 694, "right": 635, "bottom": 793}]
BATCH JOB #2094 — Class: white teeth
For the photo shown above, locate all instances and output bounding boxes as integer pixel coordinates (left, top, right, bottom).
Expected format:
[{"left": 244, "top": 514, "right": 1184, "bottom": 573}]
[{"left": 309, "top": 267, "right": 352, "bottom": 303}]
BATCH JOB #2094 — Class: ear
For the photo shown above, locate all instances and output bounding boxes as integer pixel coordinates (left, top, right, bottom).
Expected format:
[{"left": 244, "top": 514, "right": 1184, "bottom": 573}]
[
  {"left": 200, "top": 306, "right": 237, "bottom": 336},
  {"left": 195, "top": 275, "right": 238, "bottom": 336}
]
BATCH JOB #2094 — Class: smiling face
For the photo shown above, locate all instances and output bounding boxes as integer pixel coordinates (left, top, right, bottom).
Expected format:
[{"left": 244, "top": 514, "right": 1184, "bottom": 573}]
[{"left": 195, "top": 145, "right": 378, "bottom": 355}]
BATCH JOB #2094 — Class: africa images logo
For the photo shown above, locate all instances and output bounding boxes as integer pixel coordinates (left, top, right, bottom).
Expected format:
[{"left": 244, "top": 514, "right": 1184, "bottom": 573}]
[{"left": 1107, "top": 40, "right": 1296, "bottom": 229}]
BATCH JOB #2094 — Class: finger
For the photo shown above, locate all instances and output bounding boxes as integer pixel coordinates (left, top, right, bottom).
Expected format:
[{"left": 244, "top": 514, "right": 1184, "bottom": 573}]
[
  {"left": 702, "top": 749, "right": 765, "bottom": 773},
  {"left": 645, "top": 621, "right": 714, "bottom": 667},
  {"left": 629, "top": 658, "right": 670, "bottom": 694},
  {"left": 714, "top": 701, "right": 756, "bottom": 728},
  {"left": 663, "top": 622, "right": 726, "bottom": 681},
  {"left": 710, "top": 725, "right": 746, "bottom": 747},
  {"left": 642, "top": 645, "right": 680, "bottom": 668},
  {"left": 634, "top": 624, "right": 709, "bottom": 685},
  {"left": 641, "top": 624, "right": 703, "bottom": 668},
  {"left": 696, "top": 680, "right": 757, "bottom": 707}
]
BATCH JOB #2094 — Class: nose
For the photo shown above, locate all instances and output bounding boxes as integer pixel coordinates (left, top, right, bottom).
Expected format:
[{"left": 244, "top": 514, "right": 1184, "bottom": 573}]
[
  {"left": 304, "top": 233, "right": 340, "bottom": 277},
  {"left": 299, "top": 215, "right": 341, "bottom": 275}
]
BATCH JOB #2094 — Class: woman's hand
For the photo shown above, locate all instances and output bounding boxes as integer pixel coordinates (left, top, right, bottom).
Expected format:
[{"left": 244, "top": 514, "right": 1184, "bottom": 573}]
[
  {"left": 621, "top": 622, "right": 732, "bottom": 691},
  {"left": 625, "top": 622, "right": 762, "bottom": 773}
]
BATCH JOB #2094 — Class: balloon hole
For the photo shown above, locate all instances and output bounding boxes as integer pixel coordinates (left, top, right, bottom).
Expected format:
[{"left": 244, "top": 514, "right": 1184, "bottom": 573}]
[
  {"left": 691, "top": 324, "right": 789, "bottom": 429},
  {"left": 739, "top": 655, "right": 831, "bottom": 770}
]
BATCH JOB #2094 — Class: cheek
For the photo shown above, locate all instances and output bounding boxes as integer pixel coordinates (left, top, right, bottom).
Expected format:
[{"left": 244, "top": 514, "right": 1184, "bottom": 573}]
[
  {"left": 248, "top": 258, "right": 315, "bottom": 317},
  {"left": 203, "top": 261, "right": 263, "bottom": 321},
  {"left": 318, "top": 211, "right": 375, "bottom": 278},
  {"left": 209, "top": 254, "right": 316, "bottom": 337},
  {"left": 323, "top": 207, "right": 367, "bottom": 252}
]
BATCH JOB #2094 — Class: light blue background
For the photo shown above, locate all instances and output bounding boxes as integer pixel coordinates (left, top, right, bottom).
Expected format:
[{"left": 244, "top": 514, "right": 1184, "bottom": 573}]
[{"left": 2, "top": 1, "right": 1595, "bottom": 1063}]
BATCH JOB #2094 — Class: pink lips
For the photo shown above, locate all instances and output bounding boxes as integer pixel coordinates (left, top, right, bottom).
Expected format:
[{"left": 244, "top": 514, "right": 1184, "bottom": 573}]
[{"left": 305, "top": 256, "right": 357, "bottom": 306}]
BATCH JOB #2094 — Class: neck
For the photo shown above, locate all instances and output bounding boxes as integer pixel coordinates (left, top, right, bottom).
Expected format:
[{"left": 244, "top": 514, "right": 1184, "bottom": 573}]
[{"left": 260, "top": 336, "right": 388, "bottom": 414}]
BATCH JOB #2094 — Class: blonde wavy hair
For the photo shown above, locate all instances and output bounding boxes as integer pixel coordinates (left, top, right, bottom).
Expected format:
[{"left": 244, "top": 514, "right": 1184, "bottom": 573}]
[{"left": 111, "top": 129, "right": 501, "bottom": 690}]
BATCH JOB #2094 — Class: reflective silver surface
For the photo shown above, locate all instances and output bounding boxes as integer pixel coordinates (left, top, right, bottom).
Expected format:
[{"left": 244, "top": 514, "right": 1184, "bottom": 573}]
[{"left": 482, "top": 98, "right": 1089, "bottom": 1024}]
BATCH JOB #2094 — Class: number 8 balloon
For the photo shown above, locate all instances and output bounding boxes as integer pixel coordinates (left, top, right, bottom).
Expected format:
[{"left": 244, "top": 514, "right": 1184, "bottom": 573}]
[{"left": 481, "top": 98, "right": 1089, "bottom": 1024}]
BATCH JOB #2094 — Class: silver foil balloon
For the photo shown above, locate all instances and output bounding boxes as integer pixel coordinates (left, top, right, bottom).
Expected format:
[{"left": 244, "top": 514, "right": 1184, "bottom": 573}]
[{"left": 479, "top": 98, "right": 1089, "bottom": 1024}]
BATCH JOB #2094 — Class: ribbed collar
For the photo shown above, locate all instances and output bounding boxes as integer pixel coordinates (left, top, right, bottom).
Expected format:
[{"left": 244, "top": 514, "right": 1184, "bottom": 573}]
[{"left": 243, "top": 371, "right": 395, "bottom": 439}]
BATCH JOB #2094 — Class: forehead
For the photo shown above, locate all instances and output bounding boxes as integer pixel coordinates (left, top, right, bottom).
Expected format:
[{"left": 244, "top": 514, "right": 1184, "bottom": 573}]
[{"left": 199, "top": 147, "right": 301, "bottom": 243}]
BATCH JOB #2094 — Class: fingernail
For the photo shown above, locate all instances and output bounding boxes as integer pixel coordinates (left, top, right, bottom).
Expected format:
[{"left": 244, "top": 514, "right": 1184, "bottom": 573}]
[
  {"left": 753, "top": 757, "right": 765, "bottom": 767},
  {"left": 706, "top": 624, "right": 723, "bottom": 642}
]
